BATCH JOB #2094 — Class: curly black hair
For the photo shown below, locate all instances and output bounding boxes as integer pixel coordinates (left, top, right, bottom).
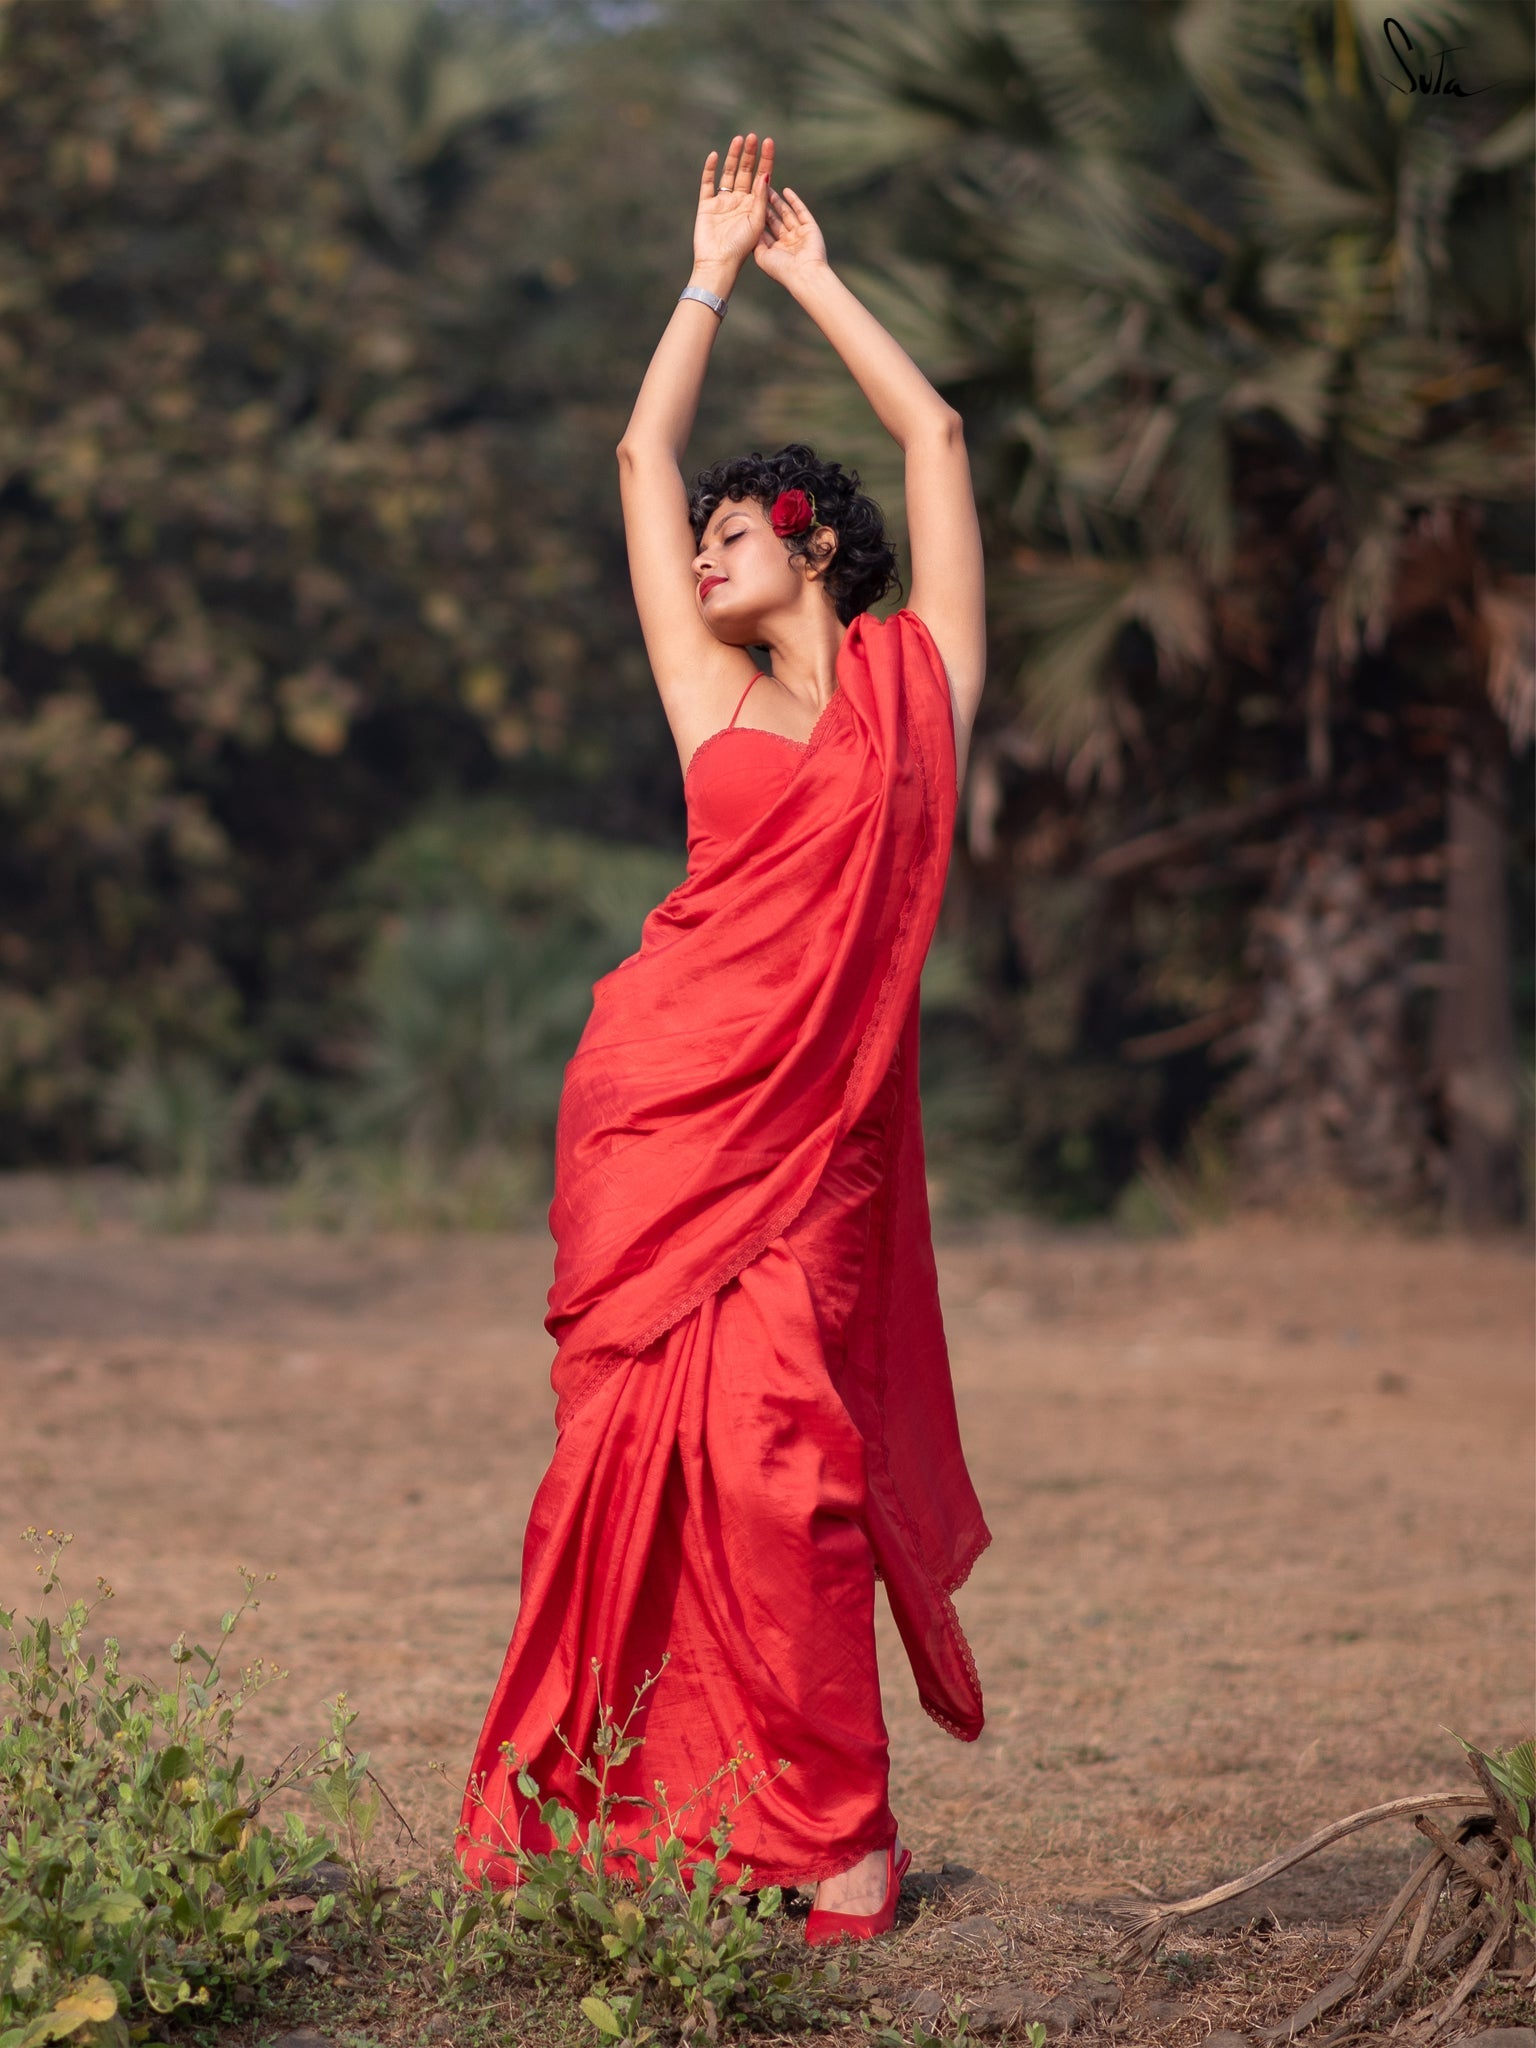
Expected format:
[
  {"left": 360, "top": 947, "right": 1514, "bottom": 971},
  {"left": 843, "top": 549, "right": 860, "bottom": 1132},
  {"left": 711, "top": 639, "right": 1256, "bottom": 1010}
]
[{"left": 687, "top": 442, "right": 900, "bottom": 627}]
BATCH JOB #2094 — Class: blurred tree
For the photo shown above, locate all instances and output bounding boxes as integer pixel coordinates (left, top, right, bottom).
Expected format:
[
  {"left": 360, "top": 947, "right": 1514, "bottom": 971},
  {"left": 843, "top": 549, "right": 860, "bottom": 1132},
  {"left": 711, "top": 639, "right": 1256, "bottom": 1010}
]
[
  {"left": 796, "top": 0, "right": 1534, "bottom": 1222},
  {"left": 337, "top": 796, "right": 682, "bottom": 1159},
  {"left": 0, "top": 0, "right": 591, "bottom": 1164},
  {"left": 0, "top": 0, "right": 851, "bottom": 1173},
  {"left": 161, "top": 0, "right": 552, "bottom": 244},
  {"left": 19, "top": 0, "right": 1523, "bottom": 1227}
]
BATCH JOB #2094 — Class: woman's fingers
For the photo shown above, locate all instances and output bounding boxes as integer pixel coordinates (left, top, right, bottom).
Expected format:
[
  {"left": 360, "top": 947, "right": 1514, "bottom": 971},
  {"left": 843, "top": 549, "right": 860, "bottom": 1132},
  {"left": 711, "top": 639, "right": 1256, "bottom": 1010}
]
[
  {"left": 762, "top": 186, "right": 804, "bottom": 248},
  {"left": 750, "top": 142, "right": 773, "bottom": 224},
  {"left": 701, "top": 133, "right": 778, "bottom": 275},
  {"left": 755, "top": 175, "right": 825, "bottom": 275},
  {"left": 701, "top": 132, "right": 775, "bottom": 214},
  {"left": 731, "top": 132, "right": 773, "bottom": 194}
]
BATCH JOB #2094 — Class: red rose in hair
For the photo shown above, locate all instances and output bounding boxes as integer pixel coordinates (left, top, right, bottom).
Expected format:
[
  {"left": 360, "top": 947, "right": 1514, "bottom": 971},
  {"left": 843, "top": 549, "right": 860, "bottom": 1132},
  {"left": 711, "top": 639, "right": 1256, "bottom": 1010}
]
[{"left": 770, "top": 487, "right": 816, "bottom": 538}]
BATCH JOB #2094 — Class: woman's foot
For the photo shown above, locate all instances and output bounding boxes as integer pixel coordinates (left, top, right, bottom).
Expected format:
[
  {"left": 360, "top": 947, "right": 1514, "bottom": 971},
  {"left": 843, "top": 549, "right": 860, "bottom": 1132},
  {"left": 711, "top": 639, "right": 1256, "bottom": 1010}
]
[{"left": 813, "top": 1837, "right": 905, "bottom": 1916}]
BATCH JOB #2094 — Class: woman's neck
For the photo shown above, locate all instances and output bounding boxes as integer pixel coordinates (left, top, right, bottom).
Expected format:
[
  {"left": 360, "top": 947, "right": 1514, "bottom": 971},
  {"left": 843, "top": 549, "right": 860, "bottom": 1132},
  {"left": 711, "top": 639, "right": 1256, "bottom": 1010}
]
[{"left": 761, "top": 600, "right": 845, "bottom": 711}]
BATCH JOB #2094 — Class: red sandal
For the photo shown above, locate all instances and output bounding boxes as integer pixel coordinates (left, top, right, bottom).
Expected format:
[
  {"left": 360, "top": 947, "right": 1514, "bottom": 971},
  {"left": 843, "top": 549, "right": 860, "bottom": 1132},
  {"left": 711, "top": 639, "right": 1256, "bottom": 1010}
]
[{"left": 804, "top": 1840, "right": 912, "bottom": 1946}]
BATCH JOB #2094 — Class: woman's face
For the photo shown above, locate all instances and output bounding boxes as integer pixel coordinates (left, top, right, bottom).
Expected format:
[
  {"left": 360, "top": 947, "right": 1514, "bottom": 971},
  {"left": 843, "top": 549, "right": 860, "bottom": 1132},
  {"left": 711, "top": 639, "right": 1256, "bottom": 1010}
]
[{"left": 692, "top": 495, "right": 835, "bottom": 642}]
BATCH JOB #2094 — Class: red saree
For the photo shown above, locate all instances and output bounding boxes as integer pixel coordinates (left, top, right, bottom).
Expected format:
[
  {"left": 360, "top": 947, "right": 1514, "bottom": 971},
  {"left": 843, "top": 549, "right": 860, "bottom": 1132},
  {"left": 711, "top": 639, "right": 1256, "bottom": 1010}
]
[{"left": 457, "top": 608, "right": 989, "bottom": 1889}]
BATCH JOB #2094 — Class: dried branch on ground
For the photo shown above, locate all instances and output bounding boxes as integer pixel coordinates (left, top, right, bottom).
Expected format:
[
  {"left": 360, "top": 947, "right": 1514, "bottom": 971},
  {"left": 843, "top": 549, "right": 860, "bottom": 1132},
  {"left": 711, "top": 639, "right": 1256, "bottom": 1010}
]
[{"left": 1114, "top": 1742, "right": 1536, "bottom": 2043}]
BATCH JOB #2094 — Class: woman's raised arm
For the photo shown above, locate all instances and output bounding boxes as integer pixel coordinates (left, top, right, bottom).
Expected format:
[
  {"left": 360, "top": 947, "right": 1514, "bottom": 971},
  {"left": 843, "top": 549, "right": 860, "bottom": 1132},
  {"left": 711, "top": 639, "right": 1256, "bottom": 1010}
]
[
  {"left": 615, "top": 135, "right": 773, "bottom": 723},
  {"left": 754, "top": 186, "right": 985, "bottom": 767}
]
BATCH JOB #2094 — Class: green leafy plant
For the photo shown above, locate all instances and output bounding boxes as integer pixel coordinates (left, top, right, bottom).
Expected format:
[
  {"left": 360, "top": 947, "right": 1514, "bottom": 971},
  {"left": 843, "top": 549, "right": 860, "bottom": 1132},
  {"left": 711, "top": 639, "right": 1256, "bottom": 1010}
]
[
  {"left": 1461, "top": 1734, "right": 1536, "bottom": 1938},
  {"left": 0, "top": 1530, "right": 337, "bottom": 2043},
  {"left": 101, "top": 1052, "right": 270, "bottom": 1233},
  {"left": 308, "top": 1693, "right": 421, "bottom": 1954},
  {"left": 277, "top": 802, "right": 688, "bottom": 1231},
  {"left": 2, "top": 1538, "right": 941, "bottom": 2048},
  {"left": 863, "top": 2006, "right": 979, "bottom": 2048},
  {"left": 452, "top": 1661, "right": 838, "bottom": 2042}
]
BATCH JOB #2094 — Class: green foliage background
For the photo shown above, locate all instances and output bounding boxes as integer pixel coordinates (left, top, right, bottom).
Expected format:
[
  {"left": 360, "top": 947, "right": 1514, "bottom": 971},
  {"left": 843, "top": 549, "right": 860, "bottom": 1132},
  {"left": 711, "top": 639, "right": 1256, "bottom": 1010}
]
[{"left": 0, "top": 0, "right": 1529, "bottom": 1221}]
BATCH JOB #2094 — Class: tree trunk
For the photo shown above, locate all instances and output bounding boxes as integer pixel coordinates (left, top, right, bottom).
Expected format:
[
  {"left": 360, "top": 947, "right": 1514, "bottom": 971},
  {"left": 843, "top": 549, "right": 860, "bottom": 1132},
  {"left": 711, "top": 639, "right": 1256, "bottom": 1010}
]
[
  {"left": 1223, "top": 819, "right": 1437, "bottom": 1212},
  {"left": 1433, "top": 707, "right": 1524, "bottom": 1229}
]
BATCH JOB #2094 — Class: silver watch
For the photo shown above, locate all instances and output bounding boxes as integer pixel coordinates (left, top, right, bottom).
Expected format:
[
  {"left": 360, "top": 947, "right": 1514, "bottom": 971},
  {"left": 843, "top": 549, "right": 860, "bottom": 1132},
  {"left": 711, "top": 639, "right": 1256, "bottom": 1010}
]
[{"left": 678, "top": 283, "right": 728, "bottom": 318}]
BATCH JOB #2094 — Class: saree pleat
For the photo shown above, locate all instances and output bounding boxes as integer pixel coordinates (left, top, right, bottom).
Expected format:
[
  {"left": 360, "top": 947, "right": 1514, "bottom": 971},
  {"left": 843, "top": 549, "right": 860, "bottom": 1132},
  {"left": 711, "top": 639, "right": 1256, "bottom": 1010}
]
[{"left": 458, "top": 610, "right": 989, "bottom": 1888}]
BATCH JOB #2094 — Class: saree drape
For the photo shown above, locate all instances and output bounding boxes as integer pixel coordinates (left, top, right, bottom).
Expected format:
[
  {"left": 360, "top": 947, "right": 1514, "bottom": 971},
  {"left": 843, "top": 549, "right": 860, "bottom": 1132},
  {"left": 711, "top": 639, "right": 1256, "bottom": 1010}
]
[{"left": 457, "top": 608, "right": 989, "bottom": 1889}]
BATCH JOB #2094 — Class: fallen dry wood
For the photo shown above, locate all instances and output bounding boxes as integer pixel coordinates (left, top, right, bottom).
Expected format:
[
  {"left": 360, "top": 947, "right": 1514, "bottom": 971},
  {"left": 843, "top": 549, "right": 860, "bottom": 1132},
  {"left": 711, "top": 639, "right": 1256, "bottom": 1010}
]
[
  {"left": 1415, "top": 1813, "right": 1504, "bottom": 1900},
  {"left": 1308, "top": 1850, "right": 1454, "bottom": 2044},
  {"left": 1262, "top": 1844, "right": 1443, "bottom": 2042},
  {"left": 1115, "top": 1739, "right": 1536, "bottom": 2045},
  {"left": 1112, "top": 1790, "right": 1484, "bottom": 1960}
]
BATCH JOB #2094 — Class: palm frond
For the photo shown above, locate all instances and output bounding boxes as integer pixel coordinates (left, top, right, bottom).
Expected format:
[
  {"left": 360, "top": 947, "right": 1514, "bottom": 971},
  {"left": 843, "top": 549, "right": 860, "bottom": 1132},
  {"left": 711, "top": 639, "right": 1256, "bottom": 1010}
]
[
  {"left": 799, "top": 0, "right": 1038, "bottom": 183},
  {"left": 1003, "top": 553, "right": 1213, "bottom": 776},
  {"left": 307, "top": 0, "right": 550, "bottom": 159},
  {"left": 1116, "top": 556, "right": 1215, "bottom": 675},
  {"left": 799, "top": 0, "right": 1215, "bottom": 195},
  {"left": 154, "top": 0, "right": 314, "bottom": 128},
  {"left": 1223, "top": 95, "right": 1396, "bottom": 245},
  {"left": 835, "top": 258, "right": 981, "bottom": 388},
  {"left": 1031, "top": 295, "right": 1150, "bottom": 415},
  {"left": 1342, "top": 0, "right": 1473, "bottom": 48},
  {"left": 1017, "top": 602, "right": 1124, "bottom": 768},
  {"left": 1224, "top": 344, "right": 1335, "bottom": 439},
  {"left": 1336, "top": 333, "right": 1455, "bottom": 458},
  {"left": 1394, "top": 424, "right": 1536, "bottom": 501},
  {"left": 982, "top": 170, "right": 1172, "bottom": 302},
  {"left": 989, "top": 2, "right": 1139, "bottom": 148},
  {"left": 1170, "top": 0, "right": 1304, "bottom": 97},
  {"left": 1159, "top": 404, "right": 1237, "bottom": 577}
]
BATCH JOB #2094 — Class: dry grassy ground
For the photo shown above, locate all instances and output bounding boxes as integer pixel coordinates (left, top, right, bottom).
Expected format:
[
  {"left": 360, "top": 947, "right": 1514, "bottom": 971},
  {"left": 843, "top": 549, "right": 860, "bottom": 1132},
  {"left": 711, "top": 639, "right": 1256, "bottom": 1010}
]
[{"left": 1, "top": 1206, "right": 1531, "bottom": 2044}]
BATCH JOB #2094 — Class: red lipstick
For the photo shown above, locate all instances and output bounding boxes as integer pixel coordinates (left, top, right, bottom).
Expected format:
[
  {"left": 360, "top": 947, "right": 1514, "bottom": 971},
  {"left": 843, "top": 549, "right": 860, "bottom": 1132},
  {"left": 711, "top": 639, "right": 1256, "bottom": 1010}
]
[{"left": 699, "top": 575, "right": 726, "bottom": 599}]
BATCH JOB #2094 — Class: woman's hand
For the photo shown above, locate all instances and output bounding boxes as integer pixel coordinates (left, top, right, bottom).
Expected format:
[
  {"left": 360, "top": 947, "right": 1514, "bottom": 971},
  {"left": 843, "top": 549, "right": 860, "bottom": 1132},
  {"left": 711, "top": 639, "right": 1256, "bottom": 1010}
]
[
  {"left": 693, "top": 133, "right": 774, "bottom": 280},
  {"left": 753, "top": 183, "right": 829, "bottom": 287}
]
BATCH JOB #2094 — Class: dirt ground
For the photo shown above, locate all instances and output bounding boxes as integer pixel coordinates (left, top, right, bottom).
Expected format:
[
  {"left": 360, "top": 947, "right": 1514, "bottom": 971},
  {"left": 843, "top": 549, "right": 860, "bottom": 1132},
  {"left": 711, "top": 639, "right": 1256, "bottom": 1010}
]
[{"left": 2, "top": 1202, "right": 1532, "bottom": 2039}]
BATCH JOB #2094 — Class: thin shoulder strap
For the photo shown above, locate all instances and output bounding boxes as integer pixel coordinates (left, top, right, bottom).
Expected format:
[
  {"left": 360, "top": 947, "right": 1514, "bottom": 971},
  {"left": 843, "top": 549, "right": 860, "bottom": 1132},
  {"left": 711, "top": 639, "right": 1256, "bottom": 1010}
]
[{"left": 727, "top": 671, "right": 766, "bottom": 730}]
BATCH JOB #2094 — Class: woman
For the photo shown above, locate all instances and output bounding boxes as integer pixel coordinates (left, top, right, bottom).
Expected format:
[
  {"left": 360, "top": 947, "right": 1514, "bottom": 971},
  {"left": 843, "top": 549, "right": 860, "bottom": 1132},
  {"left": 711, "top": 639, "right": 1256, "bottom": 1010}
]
[{"left": 457, "top": 133, "right": 990, "bottom": 1942}]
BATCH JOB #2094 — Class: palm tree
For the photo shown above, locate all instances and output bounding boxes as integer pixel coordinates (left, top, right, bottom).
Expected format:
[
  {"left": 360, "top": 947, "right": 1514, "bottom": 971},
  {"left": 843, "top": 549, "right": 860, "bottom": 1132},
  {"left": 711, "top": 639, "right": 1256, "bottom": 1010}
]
[
  {"left": 798, "top": 0, "right": 1533, "bottom": 1222},
  {"left": 158, "top": 0, "right": 552, "bottom": 247}
]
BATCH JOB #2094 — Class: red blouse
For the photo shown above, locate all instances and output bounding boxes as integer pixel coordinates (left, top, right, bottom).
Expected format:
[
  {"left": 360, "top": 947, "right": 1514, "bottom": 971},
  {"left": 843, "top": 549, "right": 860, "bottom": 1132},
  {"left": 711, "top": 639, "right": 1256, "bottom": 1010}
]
[
  {"left": 683, "top": 672, "right": 831, "bottom": 863},
  {"left": 688, "top": 734, "right": 801, "bottom": 856}
]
